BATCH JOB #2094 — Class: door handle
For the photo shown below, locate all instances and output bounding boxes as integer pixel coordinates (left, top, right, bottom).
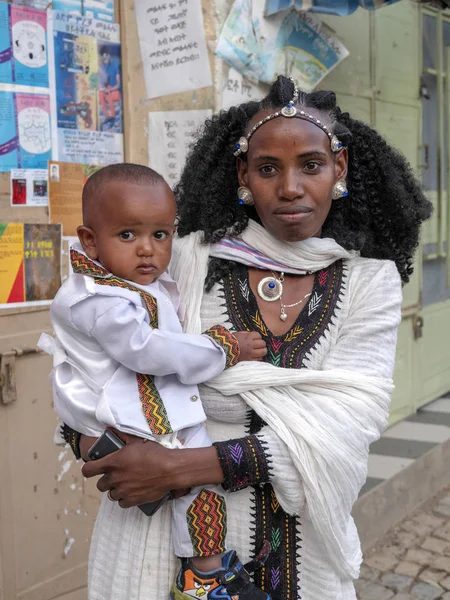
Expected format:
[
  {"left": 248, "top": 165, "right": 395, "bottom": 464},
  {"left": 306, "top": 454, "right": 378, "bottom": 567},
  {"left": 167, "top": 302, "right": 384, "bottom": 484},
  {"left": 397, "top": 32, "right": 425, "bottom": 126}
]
[{"left": 0, "top": 347, "right": 42, "bottom": 405}]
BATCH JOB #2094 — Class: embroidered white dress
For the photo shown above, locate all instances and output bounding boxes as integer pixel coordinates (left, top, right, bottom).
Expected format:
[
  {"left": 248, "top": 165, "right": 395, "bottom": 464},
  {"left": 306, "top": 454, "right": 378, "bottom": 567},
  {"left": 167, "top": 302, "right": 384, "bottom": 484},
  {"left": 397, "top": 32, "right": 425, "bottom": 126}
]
[{"left": 85, "top": 254, "right": 402, "bottom": 600}]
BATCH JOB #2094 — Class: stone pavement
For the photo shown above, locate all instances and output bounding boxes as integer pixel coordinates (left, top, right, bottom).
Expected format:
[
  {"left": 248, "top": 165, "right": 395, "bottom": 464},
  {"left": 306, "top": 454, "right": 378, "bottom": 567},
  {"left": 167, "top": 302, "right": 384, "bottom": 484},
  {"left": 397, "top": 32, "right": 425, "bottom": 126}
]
[{"left": 357, "top": 486, "right": 450, "bottom": 600}]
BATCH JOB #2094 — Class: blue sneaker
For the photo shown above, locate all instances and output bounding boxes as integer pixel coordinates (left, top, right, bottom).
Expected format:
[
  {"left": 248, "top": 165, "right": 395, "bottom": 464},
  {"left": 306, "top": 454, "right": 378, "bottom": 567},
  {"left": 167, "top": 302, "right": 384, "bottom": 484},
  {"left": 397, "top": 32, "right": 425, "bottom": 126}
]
[{"left": 170, "top": 541, "right": 271, "bottom": 600}]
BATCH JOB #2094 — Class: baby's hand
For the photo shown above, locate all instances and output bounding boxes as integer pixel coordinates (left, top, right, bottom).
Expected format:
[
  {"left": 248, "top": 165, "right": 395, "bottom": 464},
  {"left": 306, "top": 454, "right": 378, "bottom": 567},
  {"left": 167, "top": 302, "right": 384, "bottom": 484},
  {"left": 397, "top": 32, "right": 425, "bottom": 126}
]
[{"left": 234, "top": 331, "right": 267, "bottom": 362}]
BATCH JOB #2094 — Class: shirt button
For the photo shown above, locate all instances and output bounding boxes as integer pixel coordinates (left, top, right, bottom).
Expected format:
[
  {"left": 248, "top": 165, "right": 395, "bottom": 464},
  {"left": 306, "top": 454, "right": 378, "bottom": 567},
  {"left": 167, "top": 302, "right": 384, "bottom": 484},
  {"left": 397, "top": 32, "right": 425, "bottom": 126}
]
[{"left": 190, "top": 394, "right": 198, "bottom": 402}]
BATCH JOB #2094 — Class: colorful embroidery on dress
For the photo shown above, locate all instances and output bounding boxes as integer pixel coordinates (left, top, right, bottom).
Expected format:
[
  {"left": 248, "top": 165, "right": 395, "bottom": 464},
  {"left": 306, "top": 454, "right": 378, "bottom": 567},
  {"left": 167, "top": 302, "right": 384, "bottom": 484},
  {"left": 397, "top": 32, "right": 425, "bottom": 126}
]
[
  {"left": 71, "top": 249, "right": 172, "bottom": 434},
  {"left": 213, "top": 435, "right": 271, "bottom": 491},
  {"left": 222, "top": 260, "right": 345, "bottom": 600},
  {"left": 203, "top": 324, "right": 240, "bottom": 368},
  {"left": 186, "top": 489, "right": 227, "bottom": 557}
]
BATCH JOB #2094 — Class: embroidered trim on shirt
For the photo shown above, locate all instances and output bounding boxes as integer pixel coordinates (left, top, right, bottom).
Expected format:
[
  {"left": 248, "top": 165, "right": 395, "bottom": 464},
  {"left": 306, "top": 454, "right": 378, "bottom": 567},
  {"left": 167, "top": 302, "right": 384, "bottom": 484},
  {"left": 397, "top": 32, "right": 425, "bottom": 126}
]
[
  {"left": 213, "top": 435, "right": 271, "bottom": 492},
  {"left": 137, "top": 373, "right": 172, "bottom": 435},
  {"left": 61, "top": 423, "right": 82, "bottom": 460},
  {"left": 186, "top": 489, "right": 227, "bottom": 557},
  {"left": 203, "top": 324, "right": 240, "bottom": 369},
  {"left": 70, "top": 249, "right": 110, "bottom": 278}
]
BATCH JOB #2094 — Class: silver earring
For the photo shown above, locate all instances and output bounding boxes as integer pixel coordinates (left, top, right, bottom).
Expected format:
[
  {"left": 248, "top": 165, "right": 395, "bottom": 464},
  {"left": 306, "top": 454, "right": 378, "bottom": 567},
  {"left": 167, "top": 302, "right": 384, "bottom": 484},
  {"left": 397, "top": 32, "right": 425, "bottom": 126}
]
[
  {"left": 237, "top": 186, "right": 254, "bottom": 206},
  {"left": 332, "top": 179, "right": 348, "bottom": 200}
]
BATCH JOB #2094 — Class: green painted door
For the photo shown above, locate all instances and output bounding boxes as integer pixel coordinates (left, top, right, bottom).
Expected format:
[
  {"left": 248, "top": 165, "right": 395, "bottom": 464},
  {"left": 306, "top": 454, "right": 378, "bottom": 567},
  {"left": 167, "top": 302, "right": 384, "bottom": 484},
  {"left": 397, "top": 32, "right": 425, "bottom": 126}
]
[{"left": 319, "top": 1, "right": 423, "bottom": 423}]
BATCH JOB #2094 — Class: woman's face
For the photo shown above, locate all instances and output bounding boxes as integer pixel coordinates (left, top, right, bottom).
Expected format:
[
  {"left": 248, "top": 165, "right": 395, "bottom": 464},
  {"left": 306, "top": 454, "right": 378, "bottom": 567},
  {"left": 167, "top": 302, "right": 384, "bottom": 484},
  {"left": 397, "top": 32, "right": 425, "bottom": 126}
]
[{"left": 237, "top": 109, "right": 348, "bottom": 242}]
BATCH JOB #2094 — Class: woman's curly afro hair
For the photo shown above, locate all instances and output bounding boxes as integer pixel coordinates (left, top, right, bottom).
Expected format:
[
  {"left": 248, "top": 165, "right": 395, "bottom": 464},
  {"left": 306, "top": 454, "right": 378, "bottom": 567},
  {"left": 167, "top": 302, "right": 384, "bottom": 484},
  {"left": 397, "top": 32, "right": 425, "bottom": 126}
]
[{"left": 175, "top": 75, "right": 432, "bottom": 288}]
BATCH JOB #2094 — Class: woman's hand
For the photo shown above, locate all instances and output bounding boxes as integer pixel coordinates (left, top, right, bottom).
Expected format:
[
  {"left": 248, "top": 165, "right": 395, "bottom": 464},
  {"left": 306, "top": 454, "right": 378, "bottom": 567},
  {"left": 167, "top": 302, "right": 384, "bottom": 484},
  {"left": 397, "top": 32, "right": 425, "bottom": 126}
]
[
  {"left": 81, "top": 435, "right": 224, "bottom": 508},
  {"left": 79, "top": 434, "right": 99, "bottom": 462}
]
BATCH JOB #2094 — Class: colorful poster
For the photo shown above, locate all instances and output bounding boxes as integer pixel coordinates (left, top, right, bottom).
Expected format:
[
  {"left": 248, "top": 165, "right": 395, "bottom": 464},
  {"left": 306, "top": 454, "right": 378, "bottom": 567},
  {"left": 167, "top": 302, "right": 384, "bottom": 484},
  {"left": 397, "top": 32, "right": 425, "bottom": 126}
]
[
  {"left": 11, "top": 168, "right": 48, "bottom": 206},
  {"left": 0, "top": 2, "right": 49, "bottom": 87},
  {"left": 0, "top": 223, "right": 61, "bottom": 308},
  {"left": 148, "top": 110, "right": 212, "bottom": 187},
  {"left": 216, "top": 0, "right": 349, "bottom": 90},
  {"left": 135, "top": 0, "right": 212, "bottom": 99},
  {"left": 264, "top": 0, "right": 401, "bottom": 16},
  {"left": 0, "top": 91, "right": 52, "bottom": 171},
  {"left": 52, "top": 0, "right": 114, "bottom": 23},
  {"left": 48, "top": 160, "right": 100, "bottom": 236},
  {"left": 48, "top": 11, "right": 123, "bottom": 165},
  {"left": 12, "top": 0, "right": 49, "bottom": 9}
]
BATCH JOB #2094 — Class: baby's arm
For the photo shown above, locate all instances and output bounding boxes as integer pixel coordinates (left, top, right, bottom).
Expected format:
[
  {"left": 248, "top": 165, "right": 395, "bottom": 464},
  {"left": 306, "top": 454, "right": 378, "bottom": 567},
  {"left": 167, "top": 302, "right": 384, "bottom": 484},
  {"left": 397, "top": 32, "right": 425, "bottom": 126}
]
[
  {"left": 232, "top": 331, "right": 267, "bottom": 362},
  {"left": 70, "top": 295, "right": 264, "bottom": 386}
]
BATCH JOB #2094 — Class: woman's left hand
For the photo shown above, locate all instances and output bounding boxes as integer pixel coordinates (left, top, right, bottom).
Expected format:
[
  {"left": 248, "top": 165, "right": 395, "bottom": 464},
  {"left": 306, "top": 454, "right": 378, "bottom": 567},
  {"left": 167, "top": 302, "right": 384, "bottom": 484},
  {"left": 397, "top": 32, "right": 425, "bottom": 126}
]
[
  {"left": 82, "top": 431, "right": 224, "bottom": 508},
  {"left": 81, "top": 436, "right": 176, "bottom": 507}
]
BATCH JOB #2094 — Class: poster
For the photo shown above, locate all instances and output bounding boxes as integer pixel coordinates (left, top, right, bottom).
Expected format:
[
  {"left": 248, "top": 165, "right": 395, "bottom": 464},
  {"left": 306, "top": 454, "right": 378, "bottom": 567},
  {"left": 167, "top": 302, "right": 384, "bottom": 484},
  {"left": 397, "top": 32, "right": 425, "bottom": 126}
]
[
  {"left": 148, "top": 109, "right": 212, "bottom": 186},
  {"left": 48, "top": 12, "right": 123, "bottom": 165},
  {"left": 0, "top": 91, "right": 52, "bottom": 171},
  {"left": 216, "top": 0, "right": 349, "bottom": 90},
  {"left": 48, "top": 160, "right": 101, "bottom": 236},
  {"left": 0, "top": 2, "right": 49, "bottom": 87},
  {"left": 52, "top": 0, "right": 114, "bottom": 23},
  {"left": 12, "top": 0, "right": 49, "bottom": 9},
  {"left": 11, "top": 168, "right": 48, "bottom": 206},
  {"left": 221, "top": 66, "right": 269, "bottom": 111},
  {"left": 0, "top": 223, "right": 61, "bottom": 308},
  {"left": 264, "top": 0, "right": 401, "bottom": 16},
  {"left": 135, "top": 0, "right": 212, "bottom": 99}
]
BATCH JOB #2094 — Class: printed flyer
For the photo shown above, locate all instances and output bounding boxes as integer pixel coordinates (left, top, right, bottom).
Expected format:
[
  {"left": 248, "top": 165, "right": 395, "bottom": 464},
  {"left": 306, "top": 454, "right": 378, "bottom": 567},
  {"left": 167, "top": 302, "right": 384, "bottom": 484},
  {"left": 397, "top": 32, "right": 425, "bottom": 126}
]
[
  {"left": 11, "top": 168, "right": 48, "bottom": 206},
  {"left": 48, "top": 160, "right": 100, "bottom": 235},
  {"left": 0, "top": 91, "right": 52, "bottom": 171},
  {"left": 52, "top": 0, "right": 114, "bottom": 23},
  {"left": 0, "top": 2, "right": 49, "bottom": 87},
  {"left": 48, "top": 11, "right": 123, "bottom": 165},
  {"left": 216, "top": 0, "right": 349, "bottom": 90},
  {"left": 0, "top": 222, "right": 61, "bottom": 308},
  {"left": 264, "top": 0, "right": 401, "bottom": 16}
]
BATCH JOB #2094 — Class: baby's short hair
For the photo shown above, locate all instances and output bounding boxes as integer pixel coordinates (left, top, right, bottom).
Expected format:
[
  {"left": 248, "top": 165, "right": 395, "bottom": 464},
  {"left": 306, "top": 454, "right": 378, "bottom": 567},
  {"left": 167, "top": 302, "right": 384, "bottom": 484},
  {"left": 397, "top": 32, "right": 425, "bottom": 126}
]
[{"left": 82, "top": 163, "right": 166, "bottom": 224}]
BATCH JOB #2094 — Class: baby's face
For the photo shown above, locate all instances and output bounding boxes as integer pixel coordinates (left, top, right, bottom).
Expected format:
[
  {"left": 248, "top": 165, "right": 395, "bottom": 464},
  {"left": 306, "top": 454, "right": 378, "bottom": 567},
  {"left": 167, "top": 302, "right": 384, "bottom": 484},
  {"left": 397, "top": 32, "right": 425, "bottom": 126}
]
[{"left": 88, "top": 180, "right": 176, "bottom": 285}]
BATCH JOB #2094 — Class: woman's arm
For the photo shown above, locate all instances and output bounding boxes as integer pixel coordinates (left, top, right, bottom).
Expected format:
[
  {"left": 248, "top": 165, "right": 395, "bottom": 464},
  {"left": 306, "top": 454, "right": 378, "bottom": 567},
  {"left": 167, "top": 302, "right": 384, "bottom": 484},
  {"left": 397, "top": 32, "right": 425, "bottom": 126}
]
[{"left": 82, "top": 439, "right": 224, "bottom": 508}]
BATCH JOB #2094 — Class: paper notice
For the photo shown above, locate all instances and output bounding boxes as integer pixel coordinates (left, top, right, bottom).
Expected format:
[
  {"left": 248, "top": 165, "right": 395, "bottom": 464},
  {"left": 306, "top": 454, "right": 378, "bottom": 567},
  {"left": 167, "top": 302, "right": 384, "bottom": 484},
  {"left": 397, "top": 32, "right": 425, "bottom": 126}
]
[
  {"left": 48, "top": 161, "right": 101, "bottom": 236},
  {"left": 135, "top": 0, "right": 212, "bottom": 99},
  {"left": 11, "top": 168, "right": 48, "bottom": 206},
  {"left": 221, "top": 67, "right": 269, "bottom": 111},
  {"left": 148, "top": 110, "right": 212, "bottom": 187}
]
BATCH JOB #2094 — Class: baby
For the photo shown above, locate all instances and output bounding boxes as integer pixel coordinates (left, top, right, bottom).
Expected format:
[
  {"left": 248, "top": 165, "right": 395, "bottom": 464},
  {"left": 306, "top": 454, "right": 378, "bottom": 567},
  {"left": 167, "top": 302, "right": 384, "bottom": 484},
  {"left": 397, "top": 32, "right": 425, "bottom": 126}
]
[{"left": 39, "top": 163, "right": 271, "bottom": 600}]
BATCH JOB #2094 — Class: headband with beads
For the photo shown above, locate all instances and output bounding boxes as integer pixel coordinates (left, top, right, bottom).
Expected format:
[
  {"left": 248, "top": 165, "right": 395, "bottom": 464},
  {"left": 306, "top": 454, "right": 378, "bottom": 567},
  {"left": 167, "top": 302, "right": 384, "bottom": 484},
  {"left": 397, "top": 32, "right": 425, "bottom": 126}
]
[{"left": 233, "top": 78, "right": 344, "bottom": 158}]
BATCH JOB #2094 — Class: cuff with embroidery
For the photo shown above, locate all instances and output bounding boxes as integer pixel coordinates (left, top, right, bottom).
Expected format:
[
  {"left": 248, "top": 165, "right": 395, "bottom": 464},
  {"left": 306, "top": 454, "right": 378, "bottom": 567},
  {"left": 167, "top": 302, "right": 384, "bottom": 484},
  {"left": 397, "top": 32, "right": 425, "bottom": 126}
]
[
  {"left": 61, "top": 424, "right": 82, "bottom": 460},
  {"left": 203, "top": 324, "right": 240, "bottom": 369},
  {"left": 213, "top": 435, "right": 272, "bottom": 492}
]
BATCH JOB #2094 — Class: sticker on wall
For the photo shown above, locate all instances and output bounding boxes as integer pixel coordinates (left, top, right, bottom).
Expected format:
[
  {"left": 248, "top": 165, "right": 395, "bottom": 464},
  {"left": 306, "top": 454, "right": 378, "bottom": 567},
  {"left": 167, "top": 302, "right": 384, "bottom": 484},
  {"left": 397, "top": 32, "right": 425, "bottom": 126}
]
[
  {"left": 0, "top": 222, "right": 61, "bottom": 308},
  {"left": 10, "top": 168, "right": 48, "bottom": 206},
  {"left": 0, "top": 91, "right": 52, "bottom": 171},
  {"left": 0, "top": 2, "right": 49, "bottom": 88}
]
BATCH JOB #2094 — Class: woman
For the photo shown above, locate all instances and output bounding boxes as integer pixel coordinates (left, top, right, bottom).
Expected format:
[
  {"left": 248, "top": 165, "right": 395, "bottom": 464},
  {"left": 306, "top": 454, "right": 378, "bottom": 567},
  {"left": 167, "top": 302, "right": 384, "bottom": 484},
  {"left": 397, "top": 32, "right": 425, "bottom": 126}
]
[{"left": 72, "top": 76, "right": 431, "bottom": 600}]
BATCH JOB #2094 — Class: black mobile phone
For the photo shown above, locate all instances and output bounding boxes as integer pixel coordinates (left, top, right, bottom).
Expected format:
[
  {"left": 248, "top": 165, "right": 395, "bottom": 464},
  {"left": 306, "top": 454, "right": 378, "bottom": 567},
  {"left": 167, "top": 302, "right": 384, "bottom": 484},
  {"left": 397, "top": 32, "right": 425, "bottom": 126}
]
[{"left": 87, "top": 430, "right": 170, "bottom": 517}]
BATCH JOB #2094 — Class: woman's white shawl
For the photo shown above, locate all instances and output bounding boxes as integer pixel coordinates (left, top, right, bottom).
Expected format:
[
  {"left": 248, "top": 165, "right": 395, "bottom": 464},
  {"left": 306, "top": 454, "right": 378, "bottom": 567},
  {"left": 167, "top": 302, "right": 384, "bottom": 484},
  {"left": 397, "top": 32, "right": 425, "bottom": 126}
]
[{"left": 170, "top": 222, "right": 399, "bottom": 580}]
